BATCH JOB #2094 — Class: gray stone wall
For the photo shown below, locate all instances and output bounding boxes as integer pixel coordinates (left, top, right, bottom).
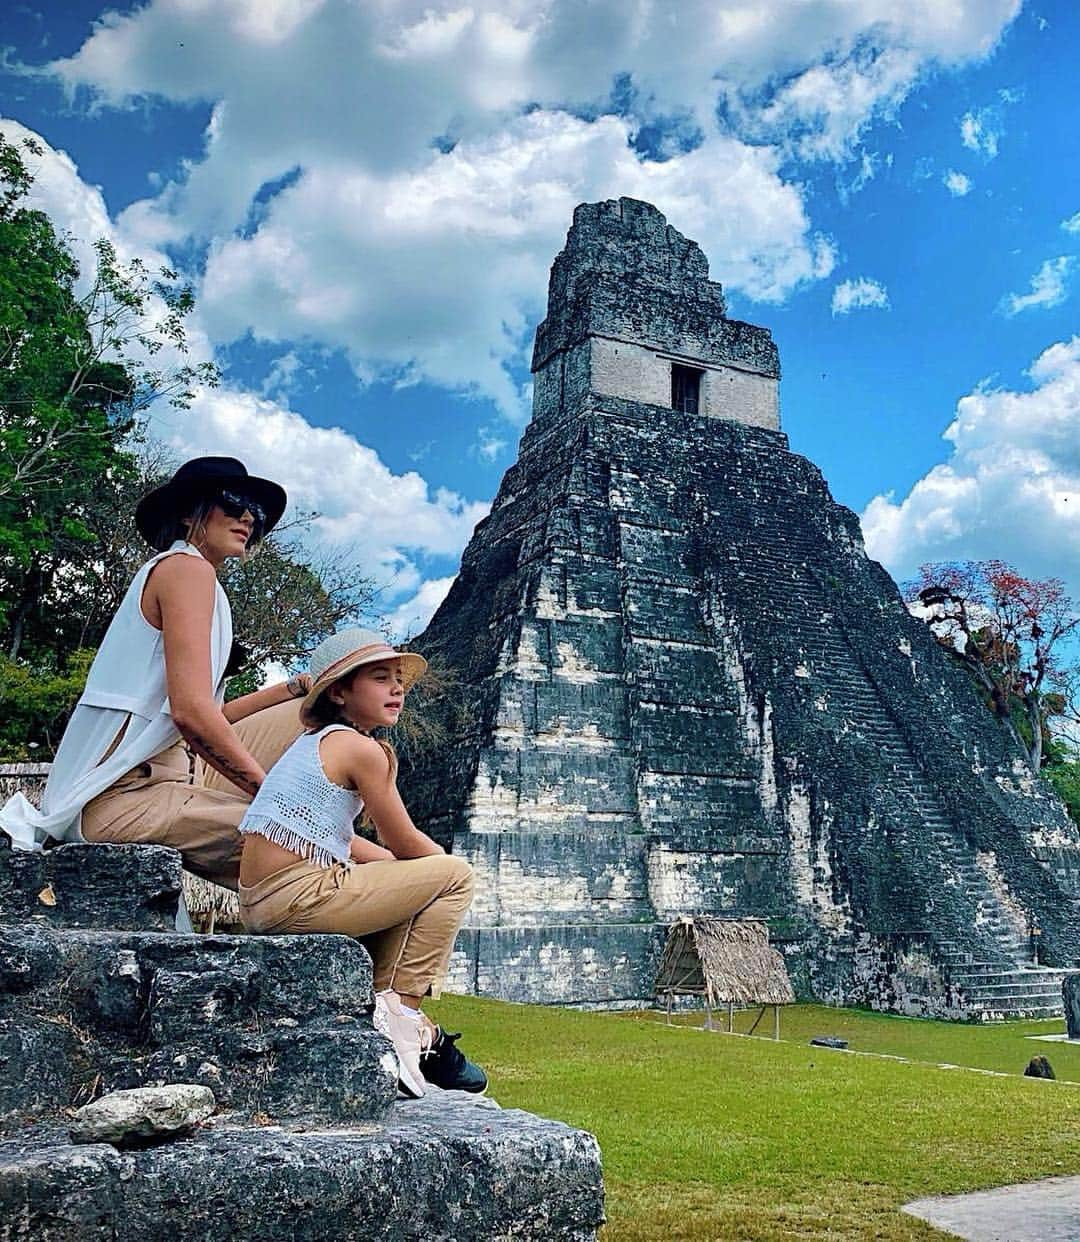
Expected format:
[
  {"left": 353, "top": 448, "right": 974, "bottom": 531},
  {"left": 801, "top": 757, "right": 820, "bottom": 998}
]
[
  {"left": 588, "top": 337, "right": 779, "bottom": 429},
  {"left": 531, "top": 198, "right": 779, "bottom": 381}
]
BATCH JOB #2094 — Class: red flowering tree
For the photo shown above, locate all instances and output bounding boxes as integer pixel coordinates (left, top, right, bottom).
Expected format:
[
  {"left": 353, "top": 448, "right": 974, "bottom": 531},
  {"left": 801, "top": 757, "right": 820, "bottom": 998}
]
[{"left": 905, "top": 560, "right": 1079, "bottom": 771}]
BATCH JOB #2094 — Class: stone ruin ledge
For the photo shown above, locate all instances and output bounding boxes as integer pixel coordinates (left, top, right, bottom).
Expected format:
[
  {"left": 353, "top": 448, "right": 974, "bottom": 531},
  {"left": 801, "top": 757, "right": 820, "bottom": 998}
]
[
  {"left": 0, "top": 839, "right": 185, "bottom": 932},
  {"left": 0, "top": 925, "right": 399, "bottom": 1127},
  {"left": 0, "top": 842, "right": 605, "bottom": 1240},
  {"left": 0, "top": 1096, "right": 603, "bottom": 1242}
]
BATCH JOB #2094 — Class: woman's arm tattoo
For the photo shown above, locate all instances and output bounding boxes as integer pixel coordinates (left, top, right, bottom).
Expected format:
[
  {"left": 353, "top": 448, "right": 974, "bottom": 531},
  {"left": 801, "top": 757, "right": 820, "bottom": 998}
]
[{"left": 182, "top": 729, "right": 261, "bottom": 797}]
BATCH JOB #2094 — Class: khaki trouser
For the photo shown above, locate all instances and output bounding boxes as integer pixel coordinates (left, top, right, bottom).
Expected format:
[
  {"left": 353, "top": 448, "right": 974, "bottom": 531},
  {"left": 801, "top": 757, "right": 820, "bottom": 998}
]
[
  {"left": 239, "top": 854, "right": 474, "bottom": 999},
  {"left": 81, "top": 700, "right": 305, "bottom": 890}
]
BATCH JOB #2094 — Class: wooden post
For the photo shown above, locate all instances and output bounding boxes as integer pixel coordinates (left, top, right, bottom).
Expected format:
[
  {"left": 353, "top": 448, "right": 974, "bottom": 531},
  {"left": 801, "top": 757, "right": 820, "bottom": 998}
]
[
  {"left": 773, "top": 1004, "right": 780, "bottom": 1041},
  {"left": 727, "top": 1000, "right": 734, "bottom": 1032},
  {"left": 704, "top": 998, "right": 713, "bottom": 1031}
]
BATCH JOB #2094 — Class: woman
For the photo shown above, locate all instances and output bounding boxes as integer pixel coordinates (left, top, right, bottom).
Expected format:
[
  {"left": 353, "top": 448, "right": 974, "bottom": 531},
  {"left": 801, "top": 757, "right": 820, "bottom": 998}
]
[
  {"left": 237, "top": 628, "right": 484, "bottom": 1098},
  {"left": 0, "top": 456, "right": 307, "bottom": 888}
]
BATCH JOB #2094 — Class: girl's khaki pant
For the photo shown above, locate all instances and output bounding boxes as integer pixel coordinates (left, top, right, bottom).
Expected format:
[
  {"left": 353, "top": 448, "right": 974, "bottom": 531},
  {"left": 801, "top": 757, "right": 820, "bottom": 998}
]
[
  {"left": 80, "top": 700, "right": 304, "bottom": 890},
  {"left": 238, "top": 854, "right": 474, "bottom": 999}
]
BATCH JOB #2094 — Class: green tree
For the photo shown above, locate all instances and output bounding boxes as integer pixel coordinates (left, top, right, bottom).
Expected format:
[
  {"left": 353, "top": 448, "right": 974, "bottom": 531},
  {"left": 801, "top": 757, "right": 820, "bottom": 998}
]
[
  {"left": 0, "top": 647, "right": 95, "bottom": 761},
  {"left": 906, "top": 560, "right": 1079, "bottom": 772},
  {"left": 0, "top": 134, "right": 217, "bottom": 661},
  {"left": 1045, "top": 753, "right": 1080, "bottom": 825},
  {"left": 0, "top": 136, "right": 383, "bottom": 759},
  {"left": 0, "top": 435, "right": 381, "bottom": 759}
]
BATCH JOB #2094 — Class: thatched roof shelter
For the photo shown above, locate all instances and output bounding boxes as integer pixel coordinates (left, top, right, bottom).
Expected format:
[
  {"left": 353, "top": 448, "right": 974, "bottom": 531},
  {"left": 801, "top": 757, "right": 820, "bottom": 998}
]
[
  {"left": 182, "top": 871, "right": 241, "bottom": 930},
  {"left": 655, "top": 916, "right": 795, "bottom": 1008}
]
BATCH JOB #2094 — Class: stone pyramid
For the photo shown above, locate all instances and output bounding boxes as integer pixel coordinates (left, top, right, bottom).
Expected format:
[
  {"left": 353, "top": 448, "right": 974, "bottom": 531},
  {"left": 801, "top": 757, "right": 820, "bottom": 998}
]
[{"left": 407, "top": 197, "right": 1080, "bottom": 1019}]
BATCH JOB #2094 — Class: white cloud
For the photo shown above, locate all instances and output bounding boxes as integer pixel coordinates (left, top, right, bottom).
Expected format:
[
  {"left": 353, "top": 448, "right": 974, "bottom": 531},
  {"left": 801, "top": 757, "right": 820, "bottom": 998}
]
[
  {"left": 831, "top": 277, "right": 890, "bottom": 316},
  {"left": 1, "top": 119, "right": 154, "bottom": 292},
  {"left": 157, "top": 384, "right": 490, "bottom": 595},
  {"left": 1001, "top": 256, "right": 1075, "bottom": 317},
  {"left": 960, "top": 108, "right": 1001, "bottom": 158},
  {"left": 10, "top": 3, "right": 1028, "bottom": 628},
  {"left": 385, "top": 576, "right": 457, "bottom": 640},
  {"left": 861, "top": 337, "right": 1080, "bottom": 593},
  {"left": 1, "top": 120, "right": 489, "bottom": 610},
  {"left": 260, "top": 349, "right": 305, "bottom": 400},
  {"left": 473, "top": 426, "right": 509, "bottom": 462},
  {"left": 1062, "top": 211, "right": 1080, "bottom": 235},
  {"left": 943, "top": 169, "right": 973, "bottom": 197},
  {"left": 836, "top": 150, "right": 882, "bottom": 202},
  {"left": 0, "top": 118, "right": 220, "bottom": 382},
  {"left": 51, "top": 1, "right": 1021, "bottom": 161},
  {"left": 43, "top": 0, "right": 1021, "bottom": 416},
  {"left": 196, "top": 110, "right": 834, "bottom": 420}
]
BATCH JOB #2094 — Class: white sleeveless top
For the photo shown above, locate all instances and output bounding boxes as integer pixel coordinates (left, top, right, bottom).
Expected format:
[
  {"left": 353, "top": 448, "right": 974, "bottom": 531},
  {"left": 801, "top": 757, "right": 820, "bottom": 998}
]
[
  {"left": 79, "top": 540, "right": 232, "bottom": 718},
  {"left": 0, "top": 541, "right": 232, "bottom": 851},
  {"left": 239, "top": 725, "right": 363, "bottom": 868}
]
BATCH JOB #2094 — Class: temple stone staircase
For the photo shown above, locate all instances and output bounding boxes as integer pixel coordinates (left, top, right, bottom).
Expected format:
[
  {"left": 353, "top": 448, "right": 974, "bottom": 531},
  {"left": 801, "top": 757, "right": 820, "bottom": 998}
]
[
  {"left": 0, "top": 840, "right": 604, "bottom": 1241},
  {"left": 734, "top": 541, "right": 1078, "bottom": 1021}
]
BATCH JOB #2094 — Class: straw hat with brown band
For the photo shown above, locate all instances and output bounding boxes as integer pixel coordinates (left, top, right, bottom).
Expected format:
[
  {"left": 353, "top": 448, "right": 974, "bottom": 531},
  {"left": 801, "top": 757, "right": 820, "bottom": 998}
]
[{"left": 299, "top": 627, "right": 428, "bottom": 727}]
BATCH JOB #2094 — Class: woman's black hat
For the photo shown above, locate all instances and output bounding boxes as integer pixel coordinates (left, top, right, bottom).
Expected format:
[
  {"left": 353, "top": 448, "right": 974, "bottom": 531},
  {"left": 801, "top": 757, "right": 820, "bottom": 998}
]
[{"left": 135, "top": 456, "right": 288, "bottom": 545}]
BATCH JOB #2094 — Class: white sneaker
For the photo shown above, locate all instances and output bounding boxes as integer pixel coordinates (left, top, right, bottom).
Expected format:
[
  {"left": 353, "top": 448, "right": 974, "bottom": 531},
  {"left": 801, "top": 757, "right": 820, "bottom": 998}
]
[{"left": 373, "top": 990, "right": 426, "bottom": 1099}]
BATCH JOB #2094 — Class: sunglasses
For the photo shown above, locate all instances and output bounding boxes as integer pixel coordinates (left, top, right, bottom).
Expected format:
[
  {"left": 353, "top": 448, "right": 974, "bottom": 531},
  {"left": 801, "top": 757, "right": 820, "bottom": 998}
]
[{"left": 215, "top": 489, "right": 267, "bottom": 534}]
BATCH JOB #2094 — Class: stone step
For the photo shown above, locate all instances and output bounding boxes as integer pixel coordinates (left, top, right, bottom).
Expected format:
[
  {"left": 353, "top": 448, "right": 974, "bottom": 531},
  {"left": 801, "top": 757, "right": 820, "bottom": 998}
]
[
  {"left": 949, "top": 963, "right": 1076, "bottom": 1019},
  {"left": 0, "top": 843, "right": 187, "bottom": 932},
  {"left": 941, "top": 961, "right": 1012, "bottom": 976},
  {"left": 958, "top": 980, "right": 1066, "bottom": 999},
  {"left": 953, "top": 968, "right": 1076, "bottom": 988},
  {"left": 0, "top": 1092, "right": 604, "bottom": 1241},
  {"left": 967, "top": 1001, "right": 1064, "bottom": 1022},
  {"left": 0, "top": 927, "right": 396, "bottom": 1129}
]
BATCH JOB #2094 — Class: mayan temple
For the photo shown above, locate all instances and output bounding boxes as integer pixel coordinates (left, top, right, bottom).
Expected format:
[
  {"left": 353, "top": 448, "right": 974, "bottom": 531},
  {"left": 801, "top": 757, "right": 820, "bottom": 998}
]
[{"left": 408, "top": 197, "right": 1080, "bottom": 1020}]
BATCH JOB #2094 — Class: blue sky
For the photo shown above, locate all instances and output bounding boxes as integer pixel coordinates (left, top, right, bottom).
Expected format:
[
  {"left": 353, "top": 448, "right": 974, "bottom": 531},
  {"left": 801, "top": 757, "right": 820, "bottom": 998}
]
[{"left": 2, "top": 1, "right": 1077, "bottom": 634}]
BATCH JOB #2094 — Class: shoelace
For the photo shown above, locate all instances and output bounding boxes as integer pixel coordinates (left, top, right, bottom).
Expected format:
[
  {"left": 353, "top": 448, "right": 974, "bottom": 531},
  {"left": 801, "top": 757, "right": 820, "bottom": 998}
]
[{"left": 423, "top": 1029, "right": 467, "bottom": 1072}]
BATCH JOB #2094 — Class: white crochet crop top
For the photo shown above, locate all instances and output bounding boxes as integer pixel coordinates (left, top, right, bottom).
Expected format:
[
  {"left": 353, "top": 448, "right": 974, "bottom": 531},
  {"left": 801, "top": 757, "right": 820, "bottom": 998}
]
[{"left": 239, "top": 724, "right": 363, "bottom": 868}]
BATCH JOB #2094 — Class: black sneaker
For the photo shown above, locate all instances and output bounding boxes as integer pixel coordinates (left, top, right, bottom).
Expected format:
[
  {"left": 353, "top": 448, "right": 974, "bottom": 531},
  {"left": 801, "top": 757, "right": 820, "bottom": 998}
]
[{"left": 420, "top": 1028, "right": 488, "bottom": 1093}]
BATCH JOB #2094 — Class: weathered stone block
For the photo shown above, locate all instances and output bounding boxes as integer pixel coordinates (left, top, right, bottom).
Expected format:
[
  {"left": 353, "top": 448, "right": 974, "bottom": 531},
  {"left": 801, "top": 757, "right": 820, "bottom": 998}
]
[
  {"left": 646, "top": 844, "right": 790, "bottom": 922},
  {"left": 0, "top": 929, "right": 396, "bottom": 1128},
  {"left": 633, "top": 701, "right": 744, "bottom": 773},
  {"left": 70, "top": 1084, "right": 216, "bottom": 1146},
  {"left": 465, "top": 923, "right": 666, "bottom": 1005},
  {"left": 456, "top": 830, "right": 651, "bottom": 925},
  {"left": 531, "top": 681, "right": 630, "bottom": 740},
  {"left": 0, "top": 1094, "right": 605, "bottom": 1241},
  {"left": 547, "top": 615, "right": 625, "bottom": 675},
  {"left": 0, "top": 1020, "right": 80, "bottom": 1123},
  {"left": 621, "top": 581, "right": 710, "bottom": 644},
  {"left": 0, "top": 1142, "right": 125, "bottom": 1241},
  {"left": 513, "top": 750, "right": 640, "bottom": 816},
  {"left": 638, "top": 773, "right": 765, "bottom": 836},
  {"left": 625, "top": 636, "right": 739, "bottom": 707},
  {"left": 0, "top": 843, "right": 184, "bottom": 932}
]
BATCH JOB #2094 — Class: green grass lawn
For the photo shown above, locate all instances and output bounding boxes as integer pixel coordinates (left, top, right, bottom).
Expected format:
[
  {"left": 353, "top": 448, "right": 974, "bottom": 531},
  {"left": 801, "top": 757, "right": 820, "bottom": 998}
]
[{"left": 430, "top": 996, "right": 1080, "bottom": 1241}]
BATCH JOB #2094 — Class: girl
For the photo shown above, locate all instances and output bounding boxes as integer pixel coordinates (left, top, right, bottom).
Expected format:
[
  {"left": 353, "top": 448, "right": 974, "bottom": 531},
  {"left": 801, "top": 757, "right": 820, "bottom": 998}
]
[
  {"left": 0, "top": 456, "right": 308, "bottom": 886},
  {"left": 236, "top": 627, "right": 484, "bottom": 1099}
]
